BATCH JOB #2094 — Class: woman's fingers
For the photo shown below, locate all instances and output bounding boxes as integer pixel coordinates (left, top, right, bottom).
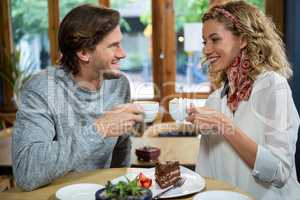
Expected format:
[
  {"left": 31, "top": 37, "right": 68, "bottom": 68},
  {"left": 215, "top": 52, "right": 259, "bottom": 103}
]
[
  {"left": 186, "top": 106, "right": 235, "bottom": 135},
  {"left": 188, "top": 105, "right": 216, "bottom": 115},
  {"left": 186, "top": 113, "right": 194, "bottom": 123},
  {"left": 187, "top": 112, "right": 220, "bottom": 129},
  {"left": 187, "top": 104, "right": 197, "bottom": 114}
]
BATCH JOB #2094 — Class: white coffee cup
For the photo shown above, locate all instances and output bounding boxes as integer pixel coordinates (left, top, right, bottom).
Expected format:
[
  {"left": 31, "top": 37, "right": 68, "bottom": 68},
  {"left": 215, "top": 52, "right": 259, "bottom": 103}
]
[
  {"left": 169, "top": 98, "right": 206, "bottom": 122},
  {"left": 134, "top": 101, "right": 159, "bottom": 123}
]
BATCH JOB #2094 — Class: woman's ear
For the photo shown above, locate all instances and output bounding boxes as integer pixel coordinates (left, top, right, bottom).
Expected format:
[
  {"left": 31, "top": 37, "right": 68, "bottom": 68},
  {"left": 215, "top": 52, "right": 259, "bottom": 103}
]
[
  {"left": 239, "top": 36, "right": 248, "bottom": 50},
  {"left": 76, "top": 49, "right": 90, "bottom": 62}
]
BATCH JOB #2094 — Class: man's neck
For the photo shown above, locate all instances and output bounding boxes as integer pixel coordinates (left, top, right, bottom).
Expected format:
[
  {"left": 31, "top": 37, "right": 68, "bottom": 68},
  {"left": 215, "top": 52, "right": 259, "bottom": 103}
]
[{"left": 72, "top": 68, "right": 103, "bottom": 91}]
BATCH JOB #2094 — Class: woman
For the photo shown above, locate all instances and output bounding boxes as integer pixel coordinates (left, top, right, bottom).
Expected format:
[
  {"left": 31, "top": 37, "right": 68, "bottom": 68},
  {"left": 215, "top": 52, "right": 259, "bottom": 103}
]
[{"left": 186, "top": 1, "right": 300, "bottom": 199}]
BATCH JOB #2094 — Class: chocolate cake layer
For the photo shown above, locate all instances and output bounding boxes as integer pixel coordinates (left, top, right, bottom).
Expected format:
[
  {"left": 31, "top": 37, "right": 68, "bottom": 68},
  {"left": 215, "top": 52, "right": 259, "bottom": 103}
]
[{"left": 155, "top": 161, "right": 181, "bottom": 189}]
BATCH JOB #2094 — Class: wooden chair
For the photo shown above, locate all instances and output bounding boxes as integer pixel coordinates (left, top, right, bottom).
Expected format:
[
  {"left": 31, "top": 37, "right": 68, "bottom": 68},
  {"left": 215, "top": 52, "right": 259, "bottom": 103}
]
[
  {"left": 0, "top": 175, "right": 13, "bottom": 192},
  {"left": 0, "top": 112, "right": 16, "bottom": 129},
  {"left": 0, "top": 128, "right": 12, "bottom": 140},
  {"left": 0, "top": 128, "right": 13, "bottom": 191}
]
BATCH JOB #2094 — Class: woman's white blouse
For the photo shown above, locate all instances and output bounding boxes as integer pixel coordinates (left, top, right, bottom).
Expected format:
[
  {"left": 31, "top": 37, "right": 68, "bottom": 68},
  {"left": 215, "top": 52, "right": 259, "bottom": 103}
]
[{"left": 196, "top": 71, "right": 300, "bottom": 200}]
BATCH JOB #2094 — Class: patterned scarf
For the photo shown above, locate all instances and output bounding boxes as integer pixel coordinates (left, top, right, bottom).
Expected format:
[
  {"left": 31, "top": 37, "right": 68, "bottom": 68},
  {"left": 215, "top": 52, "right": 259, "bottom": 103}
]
[{"left": 225, "top": 51, "right": 253, "bottom": 112}]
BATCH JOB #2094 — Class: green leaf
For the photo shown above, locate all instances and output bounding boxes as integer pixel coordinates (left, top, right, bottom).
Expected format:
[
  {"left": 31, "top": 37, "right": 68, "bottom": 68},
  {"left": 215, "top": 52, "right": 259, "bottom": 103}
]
[
  {"left": 0, "top": 48, "right": 36, "bottom": 101},
  {"left": 103, "top": 175, "right": 144, "bottom": 198}
]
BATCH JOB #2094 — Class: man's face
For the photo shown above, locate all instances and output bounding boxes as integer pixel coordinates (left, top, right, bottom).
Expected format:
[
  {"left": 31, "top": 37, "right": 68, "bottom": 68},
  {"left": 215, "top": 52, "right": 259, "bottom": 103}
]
[{"left": 89, "top": 25, "right": 126, "bottom": 79}]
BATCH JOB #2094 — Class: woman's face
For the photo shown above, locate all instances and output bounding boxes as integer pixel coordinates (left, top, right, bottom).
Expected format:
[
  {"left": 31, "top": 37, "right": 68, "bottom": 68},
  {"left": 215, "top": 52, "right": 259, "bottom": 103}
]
[{"left": 202, "top": 19, "right": 246, "bottom": 73}]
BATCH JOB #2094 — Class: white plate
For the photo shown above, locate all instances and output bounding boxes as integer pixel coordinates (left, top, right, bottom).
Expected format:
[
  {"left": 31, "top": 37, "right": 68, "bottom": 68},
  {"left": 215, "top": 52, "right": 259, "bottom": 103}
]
[
  {"left": 56, "top": 183, "right": 104, "bottom": 200},
  {"left": 111, "top": 166, "right": 205, "bottom": 199},
  {"left": 193, "top": 190, "right": 252, "bottom": 200}
]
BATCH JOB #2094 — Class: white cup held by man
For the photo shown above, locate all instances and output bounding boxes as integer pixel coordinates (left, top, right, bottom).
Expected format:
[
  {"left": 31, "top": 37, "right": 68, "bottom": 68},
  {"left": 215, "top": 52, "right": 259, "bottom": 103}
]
[{"left": 133, "top": 101, "right": 159, "bottom": 123}]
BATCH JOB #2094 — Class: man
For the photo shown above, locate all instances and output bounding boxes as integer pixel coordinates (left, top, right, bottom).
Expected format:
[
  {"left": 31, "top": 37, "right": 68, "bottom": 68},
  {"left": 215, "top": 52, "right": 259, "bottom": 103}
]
[{"left": 12, "top": 4, "right": 144, "bottom": 191}]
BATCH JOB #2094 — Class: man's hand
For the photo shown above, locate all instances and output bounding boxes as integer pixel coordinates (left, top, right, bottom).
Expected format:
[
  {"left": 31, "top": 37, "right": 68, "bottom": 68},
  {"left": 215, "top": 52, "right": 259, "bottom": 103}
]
[{"left": 95, "top": 103, "right": 144, "bottom": 138}]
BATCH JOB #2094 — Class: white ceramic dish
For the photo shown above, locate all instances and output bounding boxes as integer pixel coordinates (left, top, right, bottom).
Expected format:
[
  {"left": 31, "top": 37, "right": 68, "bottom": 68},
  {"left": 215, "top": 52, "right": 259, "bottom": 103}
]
[
  {"left": 56, "top": 183, "right": 104, "bottom": 200},
  {"left": 193, "top": 190, "right": 252, "bottom": 200},
  {"left": 111, "top": 166, "right": 206, "bottom": 199}
]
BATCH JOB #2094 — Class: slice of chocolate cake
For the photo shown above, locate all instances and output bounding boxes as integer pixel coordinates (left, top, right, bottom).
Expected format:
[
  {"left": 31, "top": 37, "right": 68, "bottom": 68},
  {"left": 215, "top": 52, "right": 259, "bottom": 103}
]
[{"left": 155, "top": 161, "right": 181, "bottom": 189}]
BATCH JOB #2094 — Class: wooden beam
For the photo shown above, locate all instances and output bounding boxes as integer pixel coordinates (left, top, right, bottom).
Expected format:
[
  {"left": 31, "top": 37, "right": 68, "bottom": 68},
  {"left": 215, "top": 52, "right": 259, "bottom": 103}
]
[
  {"left": 162, "top": 0, "right": 177, "bottom": 121},
  {"left": 152, "top": 0, "right": 176, "bottom": 122},
  {"left": 0, "top": 0, "right": 15, "bottom": 112},
  {"left": 48, "top": 0, "right": 60, "bottom": 65},
  {"left": 99, "top": 0, "right": 110, "bottom": 7},
  {"left": 265, "top": 0, "right": 284, "bottom": 36},
  {"left": 152, "top": 0, "right": 164, "bottom": 100}
]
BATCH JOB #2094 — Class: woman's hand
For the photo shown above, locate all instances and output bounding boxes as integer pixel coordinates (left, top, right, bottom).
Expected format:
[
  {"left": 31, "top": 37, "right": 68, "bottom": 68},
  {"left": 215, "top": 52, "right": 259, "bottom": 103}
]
[
  {"left": 187, "top": 104, "right": 258, "bottom": 168},
  {"left": 186, "top": 104, "right": 235, "bottom": 135}
]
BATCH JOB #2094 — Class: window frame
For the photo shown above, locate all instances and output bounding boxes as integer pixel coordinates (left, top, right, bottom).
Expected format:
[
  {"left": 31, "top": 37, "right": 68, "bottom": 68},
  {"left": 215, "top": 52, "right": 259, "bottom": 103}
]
[
  {"left": 0, "top": 0, "right": 281, "bottom": 122},
  {"left": 0, "top": 0, "right": 14, "bottom": 112}
]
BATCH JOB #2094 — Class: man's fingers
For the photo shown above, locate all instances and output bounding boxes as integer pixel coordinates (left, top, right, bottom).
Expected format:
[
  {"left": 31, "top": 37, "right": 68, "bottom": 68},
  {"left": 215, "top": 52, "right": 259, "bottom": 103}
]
[
  {"left": 112, "top": 103, "right": 144, "bottom": 114},
  {"left": 129, "top": 113, "right": 144, "bottom": 123},
  {"left": 118, "top": 120, "right": 136, "bottom": 134}
]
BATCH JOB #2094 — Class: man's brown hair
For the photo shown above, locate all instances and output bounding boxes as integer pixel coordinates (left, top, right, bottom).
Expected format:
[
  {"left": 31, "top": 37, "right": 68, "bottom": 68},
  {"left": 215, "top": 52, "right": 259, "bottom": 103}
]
[{"left": 58, "top": 4, "right": 120, "bottom": 75}]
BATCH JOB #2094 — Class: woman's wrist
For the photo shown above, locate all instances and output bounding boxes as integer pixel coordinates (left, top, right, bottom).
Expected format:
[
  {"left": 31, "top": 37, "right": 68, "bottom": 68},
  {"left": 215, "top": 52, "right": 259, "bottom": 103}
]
[
  {"left": 219, "top": 115, "right": 235, "bottom": 136},
  {"left": 222, "top": 124, "right": 258, "bottom": 169},
  {"left": 223, "top": 124, "right": 238, "bottom": 141}
]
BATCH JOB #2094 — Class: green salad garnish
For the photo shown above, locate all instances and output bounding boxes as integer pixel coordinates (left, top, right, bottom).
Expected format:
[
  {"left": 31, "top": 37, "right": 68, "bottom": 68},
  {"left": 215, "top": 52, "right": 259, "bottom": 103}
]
[{"left": 105, "top": 177, "right": 143, "bottom": 199}]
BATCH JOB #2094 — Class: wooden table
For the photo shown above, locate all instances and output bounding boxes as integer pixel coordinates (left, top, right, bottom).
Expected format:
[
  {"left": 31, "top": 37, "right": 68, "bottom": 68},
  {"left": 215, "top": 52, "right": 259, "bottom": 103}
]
[
  {"left": 131, "top": 137, "right": 200, "bottom": 168},
  {"left": 0, "top": 135, "right": 200, "bottom": 169},
  {"left": 0, "top": 168, "right": 253, "bottom": 200}
]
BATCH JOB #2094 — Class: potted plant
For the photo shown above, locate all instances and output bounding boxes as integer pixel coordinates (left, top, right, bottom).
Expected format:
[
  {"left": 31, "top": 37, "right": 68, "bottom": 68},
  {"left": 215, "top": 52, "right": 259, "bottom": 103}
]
[
  {"left": 0, "top": 49, "right": 35, "bottom": 126},
  {"left": 95, "top": 173, "right": 153, "bottom": 200},
  {"left": 1, "top": 50, "right": 35, "bottom": 102}
]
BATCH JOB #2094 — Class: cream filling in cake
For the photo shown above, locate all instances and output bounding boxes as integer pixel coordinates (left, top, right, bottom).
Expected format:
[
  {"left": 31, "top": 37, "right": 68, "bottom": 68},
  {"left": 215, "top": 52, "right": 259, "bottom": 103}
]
[{"left": 155, "top": 169, "right": 180, "bottom": 188}]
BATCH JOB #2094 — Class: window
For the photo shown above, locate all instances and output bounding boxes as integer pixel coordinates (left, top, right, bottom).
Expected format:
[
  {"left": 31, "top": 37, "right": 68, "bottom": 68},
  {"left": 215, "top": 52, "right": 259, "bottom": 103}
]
[
  {"left": 60, "top": 0, "right": 98, "bottom": 20},
  {"left": 173, "top": 0, "right": 264, "bottom": 94},
  {"left": 11, "top": 0, "right": 50, "bottom": 73},
  {"left": 111, "top": 0, "right": 153, "bottom": 100},
  {"left": 1, "top": 0, "right": 267, "bottom": 120},
  {"left": 174, "top": 0, "right": 210, "bottom": 93}
]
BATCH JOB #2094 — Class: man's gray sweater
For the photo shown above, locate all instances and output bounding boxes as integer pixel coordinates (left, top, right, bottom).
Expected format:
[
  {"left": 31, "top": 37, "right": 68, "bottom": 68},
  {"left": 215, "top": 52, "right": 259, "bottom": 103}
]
[{"left": 12, "top": 66, "right": 131, "bottom": 191}]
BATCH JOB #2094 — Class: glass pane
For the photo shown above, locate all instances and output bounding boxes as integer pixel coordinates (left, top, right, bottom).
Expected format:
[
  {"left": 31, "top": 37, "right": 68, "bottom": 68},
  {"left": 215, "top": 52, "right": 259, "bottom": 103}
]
[
  {"left": 111, "top": 0, "right": 153, "bottom": 99},
  {"left": 247, "top": 0, "right": 265, "bottom": 11},
  {"left": 11, "top": 0, "right": 50, "bottom": 74},
  {"left": 174, "top": 0, "right": 210, "bottom": 93},
  {"left": 174, "top": 0, "right": 265, "bottom": 93},
  {"left": 60, "top": 0, "right": 98, "bottom": 20}
]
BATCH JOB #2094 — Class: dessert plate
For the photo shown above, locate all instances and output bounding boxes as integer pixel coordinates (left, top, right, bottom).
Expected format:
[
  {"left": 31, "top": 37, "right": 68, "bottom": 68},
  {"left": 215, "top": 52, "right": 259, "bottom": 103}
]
[
  {"left": 193, "top": 191, "right": 252, "bottom": 200},
  {"left": 56, "top": 183, "right": 104, "bottom": 200},
  {"left": 111, "top": 166, "right": 205, "bottom": 199}
]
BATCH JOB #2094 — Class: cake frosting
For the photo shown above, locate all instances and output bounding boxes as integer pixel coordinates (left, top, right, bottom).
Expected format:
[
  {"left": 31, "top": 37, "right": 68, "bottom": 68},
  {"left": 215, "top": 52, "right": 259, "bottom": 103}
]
[{"left": 154, "top": 161, "right": 181, "bottom": 189}]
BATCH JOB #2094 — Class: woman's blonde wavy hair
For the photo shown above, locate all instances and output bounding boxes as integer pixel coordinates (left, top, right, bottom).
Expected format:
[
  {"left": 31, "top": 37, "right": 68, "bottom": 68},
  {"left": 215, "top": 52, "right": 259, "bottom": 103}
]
[{"left": 202, "top": 0, "right": 292, "bottom": 89}]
